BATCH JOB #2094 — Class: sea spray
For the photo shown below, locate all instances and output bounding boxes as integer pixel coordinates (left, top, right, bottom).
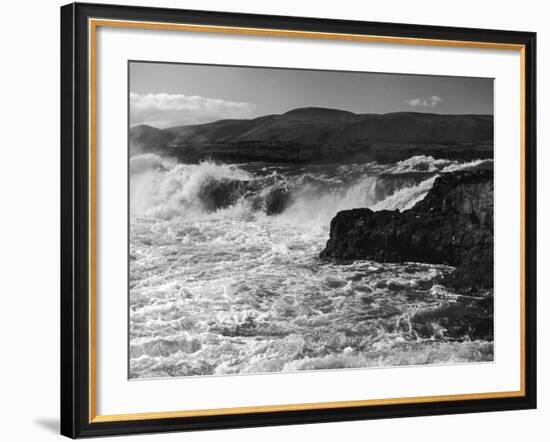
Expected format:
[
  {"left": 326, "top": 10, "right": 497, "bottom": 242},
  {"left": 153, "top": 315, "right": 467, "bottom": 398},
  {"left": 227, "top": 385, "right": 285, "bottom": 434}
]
[
  {"left": 130, "top": 154, "right": 491, "bottom": 224},
  {"left": 129, "top": 155, "right": 494, "bottom": 378},
  {"left": 130, "top": 156, "right": 253, "bottom": 219}
]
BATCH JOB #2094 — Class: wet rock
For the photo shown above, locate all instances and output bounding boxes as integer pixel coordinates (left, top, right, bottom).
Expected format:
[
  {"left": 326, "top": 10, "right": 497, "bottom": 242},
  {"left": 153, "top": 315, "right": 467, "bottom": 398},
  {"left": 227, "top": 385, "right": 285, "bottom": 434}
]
[
  {"left": 197, "top": 178, "right": 292, "bottom": 215},
  {"left": 320, "top": 170, "right": 493, "bottom": 292},
  {"left": 198, "top": 179, "right": 250, "bottom": 211},
  {"left": 264, "top": 186, "right": 293, "bottom": 215},
  {"left": 411, "top": 294, "right": 493, "bottom": 340}
]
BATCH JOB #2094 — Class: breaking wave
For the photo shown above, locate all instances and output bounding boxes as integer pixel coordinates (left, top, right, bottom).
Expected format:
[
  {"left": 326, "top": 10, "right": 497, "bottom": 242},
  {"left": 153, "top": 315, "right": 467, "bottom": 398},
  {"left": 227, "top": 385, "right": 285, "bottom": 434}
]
[
  {"left": 129, "top": 153, "right": 493, "bottom": 379},
  {"left": 130, "top": 154, "right": 492, "bottom": 224}
]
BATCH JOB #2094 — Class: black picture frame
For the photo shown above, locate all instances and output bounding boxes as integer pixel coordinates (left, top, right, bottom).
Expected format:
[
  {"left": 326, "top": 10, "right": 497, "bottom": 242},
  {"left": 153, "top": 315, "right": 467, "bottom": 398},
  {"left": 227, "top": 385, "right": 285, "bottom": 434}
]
[{"left": 61, "top": 2, "right": 537, "bottom": 438}]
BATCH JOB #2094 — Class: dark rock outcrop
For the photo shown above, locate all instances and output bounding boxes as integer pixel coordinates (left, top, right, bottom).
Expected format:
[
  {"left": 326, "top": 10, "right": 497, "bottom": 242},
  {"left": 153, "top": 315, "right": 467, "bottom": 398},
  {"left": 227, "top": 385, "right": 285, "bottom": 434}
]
[
  {"left": 192, "top": 177, "right": 293, "bottom": 216},
  {"left": 411, "top": 294, "right": 493, "bottom": 340},
  {"left": 320, "top": 169, "right": 493, "bottom": 292},
  {"left": 197, "top": 179, "right": 250, "bottom": 212}
]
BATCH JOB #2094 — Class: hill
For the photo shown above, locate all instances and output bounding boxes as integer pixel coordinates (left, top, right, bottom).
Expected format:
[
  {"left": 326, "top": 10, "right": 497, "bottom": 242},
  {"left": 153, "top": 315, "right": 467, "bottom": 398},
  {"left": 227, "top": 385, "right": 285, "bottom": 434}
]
[{"left": 130, "top": 107, "right": 493, "bottom": 163}]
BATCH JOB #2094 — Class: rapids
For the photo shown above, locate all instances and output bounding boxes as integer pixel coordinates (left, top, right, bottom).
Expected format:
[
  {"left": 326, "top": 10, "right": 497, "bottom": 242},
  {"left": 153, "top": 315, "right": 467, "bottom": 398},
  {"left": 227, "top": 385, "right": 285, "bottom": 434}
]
[{"left": 129, "top": 154, "right": 493, "bottom": 378}]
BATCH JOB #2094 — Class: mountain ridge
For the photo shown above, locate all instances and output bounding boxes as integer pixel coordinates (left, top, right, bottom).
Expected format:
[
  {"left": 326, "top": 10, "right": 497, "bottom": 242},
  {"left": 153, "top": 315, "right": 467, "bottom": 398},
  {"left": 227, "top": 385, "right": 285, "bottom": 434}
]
[{"left": 130, "top": 107, "right": 493, "bottom": 164}]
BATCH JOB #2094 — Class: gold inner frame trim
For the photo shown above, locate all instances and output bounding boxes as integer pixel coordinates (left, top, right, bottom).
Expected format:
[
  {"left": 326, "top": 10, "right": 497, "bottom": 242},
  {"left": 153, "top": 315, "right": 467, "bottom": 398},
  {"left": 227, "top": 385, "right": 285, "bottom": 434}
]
[{"left": 88, "top": 17, "right": 527, "bottom": 424}]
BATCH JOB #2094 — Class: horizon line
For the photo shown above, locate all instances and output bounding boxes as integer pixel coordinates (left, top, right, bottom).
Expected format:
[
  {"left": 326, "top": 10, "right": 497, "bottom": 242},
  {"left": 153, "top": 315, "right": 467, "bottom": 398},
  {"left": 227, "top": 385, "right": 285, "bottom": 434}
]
[{"left": 129, "top": 105, "right": 494, "bottom": 131}]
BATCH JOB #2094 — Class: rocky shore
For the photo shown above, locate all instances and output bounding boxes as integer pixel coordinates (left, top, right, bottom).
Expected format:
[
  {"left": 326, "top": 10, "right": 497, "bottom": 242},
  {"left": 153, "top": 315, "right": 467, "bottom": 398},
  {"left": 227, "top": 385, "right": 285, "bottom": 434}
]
[{"left": 320, "top": 169, "right": 494, "bottom": 294}]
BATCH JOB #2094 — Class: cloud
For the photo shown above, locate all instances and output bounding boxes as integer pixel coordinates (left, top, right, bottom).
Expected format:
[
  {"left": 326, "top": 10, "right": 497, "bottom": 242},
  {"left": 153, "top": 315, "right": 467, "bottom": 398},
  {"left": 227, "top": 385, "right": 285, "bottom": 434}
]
[
  {"left": 130, "top": 92, "right": 259, "bottom": 128},
  {"left": 406, "top": 95, "right": 444, "bottom": 108}
]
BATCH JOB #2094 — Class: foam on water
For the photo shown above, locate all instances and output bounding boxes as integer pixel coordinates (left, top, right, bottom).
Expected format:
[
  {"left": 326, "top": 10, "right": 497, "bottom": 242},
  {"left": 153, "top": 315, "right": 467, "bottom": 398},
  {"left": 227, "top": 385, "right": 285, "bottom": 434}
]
[{"left": 129, "top": 154, "right": 493, "bottom": 378}]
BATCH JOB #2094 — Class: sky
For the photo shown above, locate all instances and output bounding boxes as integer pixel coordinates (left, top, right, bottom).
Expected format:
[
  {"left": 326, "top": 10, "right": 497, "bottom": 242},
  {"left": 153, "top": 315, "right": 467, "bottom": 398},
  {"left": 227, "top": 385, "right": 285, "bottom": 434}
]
[{"left": 129, "top": 61, "right": 494, "bottom": 129}]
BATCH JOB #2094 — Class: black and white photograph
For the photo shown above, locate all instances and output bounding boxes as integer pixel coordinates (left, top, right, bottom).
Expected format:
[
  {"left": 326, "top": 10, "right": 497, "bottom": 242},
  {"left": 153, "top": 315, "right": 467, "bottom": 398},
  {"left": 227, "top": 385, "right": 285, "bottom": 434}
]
[{"left": 128, "top": 62, "right": 494, "bottom": 379}]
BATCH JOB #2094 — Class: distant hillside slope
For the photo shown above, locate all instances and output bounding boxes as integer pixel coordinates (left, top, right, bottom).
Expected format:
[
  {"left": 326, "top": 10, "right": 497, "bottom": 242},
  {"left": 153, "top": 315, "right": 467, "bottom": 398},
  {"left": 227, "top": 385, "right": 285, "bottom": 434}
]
[
  {"left": 129, "top": 124, "right": 175, "bottom": 155},
  {"left": 130, "top": 107, "right": 493, "bottom": 163}
]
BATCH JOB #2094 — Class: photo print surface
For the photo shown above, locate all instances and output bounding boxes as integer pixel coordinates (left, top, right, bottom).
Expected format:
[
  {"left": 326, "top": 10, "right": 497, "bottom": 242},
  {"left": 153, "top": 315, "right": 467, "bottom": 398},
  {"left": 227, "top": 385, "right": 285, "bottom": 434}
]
[{"left": 129, "top": 61, "right": 494, "bottom": 379}]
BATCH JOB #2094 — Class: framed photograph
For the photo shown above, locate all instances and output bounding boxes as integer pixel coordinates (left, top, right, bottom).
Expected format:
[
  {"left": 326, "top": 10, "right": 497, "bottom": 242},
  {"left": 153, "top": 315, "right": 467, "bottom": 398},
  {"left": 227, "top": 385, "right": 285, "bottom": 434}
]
[{"left": 60, "top": 2, "right": 536, "bottom": 438}]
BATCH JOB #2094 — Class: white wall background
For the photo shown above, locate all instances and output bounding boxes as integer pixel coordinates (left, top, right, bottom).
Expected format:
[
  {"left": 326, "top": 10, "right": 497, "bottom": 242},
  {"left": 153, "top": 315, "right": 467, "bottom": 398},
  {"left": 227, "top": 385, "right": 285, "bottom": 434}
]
[{"left": 0, "top": 0, "right": 546, "bottom": 440}]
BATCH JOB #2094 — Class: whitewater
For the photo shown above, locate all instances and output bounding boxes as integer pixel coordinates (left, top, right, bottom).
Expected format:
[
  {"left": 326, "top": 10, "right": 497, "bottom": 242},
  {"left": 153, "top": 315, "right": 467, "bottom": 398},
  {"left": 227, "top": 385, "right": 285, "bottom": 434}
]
[{"left": 129, "top": 154, "right": 494, "bottom": 378}]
